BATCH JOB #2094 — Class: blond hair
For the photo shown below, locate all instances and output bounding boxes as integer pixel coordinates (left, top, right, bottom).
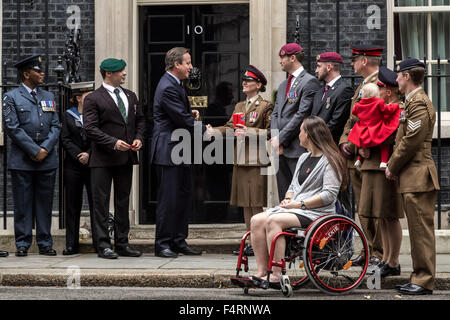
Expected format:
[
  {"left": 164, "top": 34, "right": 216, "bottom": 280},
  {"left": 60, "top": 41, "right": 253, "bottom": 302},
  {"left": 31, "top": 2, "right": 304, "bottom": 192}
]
[{"left": 361, "top": 83, "right": 380, "bottom": 99}]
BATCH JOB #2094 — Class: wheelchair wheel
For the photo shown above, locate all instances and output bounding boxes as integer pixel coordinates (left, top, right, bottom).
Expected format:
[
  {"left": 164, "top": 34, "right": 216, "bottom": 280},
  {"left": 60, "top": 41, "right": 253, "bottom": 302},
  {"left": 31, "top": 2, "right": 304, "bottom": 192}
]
[{"left": 303, "top": 214, "right": 369, "bottom": 295}]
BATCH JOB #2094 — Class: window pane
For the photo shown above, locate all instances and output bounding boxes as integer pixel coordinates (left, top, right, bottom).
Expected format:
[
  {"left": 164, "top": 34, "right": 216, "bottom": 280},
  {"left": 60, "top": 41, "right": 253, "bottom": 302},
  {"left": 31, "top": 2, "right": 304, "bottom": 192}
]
[
  {"left": 432, "top": 12, "right": 450, "bottom": 59},
  {"left": 432, "top": 0, "right": 450, "bottom": 5},
  {"left": 394, "top": 13, "right": 427, "bottom": 60},
  {"left": 395, "top": 0, "right": 427, "bottom": 6},
  {"left": 431, "top": 64, "right": 450, "bottom": 112}
]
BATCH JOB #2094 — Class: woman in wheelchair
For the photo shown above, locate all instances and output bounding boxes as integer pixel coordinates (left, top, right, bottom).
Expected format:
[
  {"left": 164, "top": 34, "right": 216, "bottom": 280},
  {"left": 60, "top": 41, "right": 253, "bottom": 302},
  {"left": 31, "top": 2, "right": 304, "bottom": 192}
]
[{"left": 250, "top": 116, "right": 348, "bottom": 288}]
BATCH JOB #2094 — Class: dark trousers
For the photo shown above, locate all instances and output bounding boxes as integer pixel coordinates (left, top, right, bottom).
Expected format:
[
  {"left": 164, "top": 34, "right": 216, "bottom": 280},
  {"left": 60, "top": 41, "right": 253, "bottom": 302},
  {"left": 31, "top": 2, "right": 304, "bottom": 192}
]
[
  {"left": 91, "top": 164, "right": 133, "bottom": 251},
  {"left": 276, "top": 155, "right": 299, "bottom": 202},
  {"left": 155, "top": 165, "right": 192, "bottom": 253},
  {"left": 10, "top": 169, "right": 56, "bottom": 249},
  {"left": 64, "top": 164, "right": 95, "bottom": 250}
]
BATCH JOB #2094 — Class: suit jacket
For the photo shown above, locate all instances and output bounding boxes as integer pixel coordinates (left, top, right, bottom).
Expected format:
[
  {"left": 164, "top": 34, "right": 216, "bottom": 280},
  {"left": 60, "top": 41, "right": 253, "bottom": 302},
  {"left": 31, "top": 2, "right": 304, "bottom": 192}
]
[
  {"left": 83, "top": 85, "right": 146, "bottom": 167},
  {"left": 61, "top": 107, "right": 91, "bottom": 169},
  {"left": 388, "top": 88, "right": 440, "bottom": 193},
  {"left": 311, "top": 77, "right": 353, "bottom": 145},
  {"left": 2, "top": 84, "right": 60, "bottom": 171},
  {"left": 215, "top": 95, "right": 273, "bottom": 166},
  {"left": 271, "top": 70, "right": 320, "bottom": 158},
  {"left": 150, "top": 72, "right": 206, "bottom": 166}
]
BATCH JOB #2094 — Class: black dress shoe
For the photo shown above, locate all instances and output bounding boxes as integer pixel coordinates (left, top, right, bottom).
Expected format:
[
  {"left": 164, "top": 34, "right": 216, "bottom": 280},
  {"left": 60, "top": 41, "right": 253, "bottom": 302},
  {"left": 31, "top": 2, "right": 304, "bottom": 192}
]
[
  {"left": 98, "top": 248, "right": 119, "bottom": 259},
  {"left": 156, "top": 248, "right": 178, "bottom": 258},
  {"left": 39, "top": 247, "right": 57, "bottom": 256},
  {"left": 396, "top": 283, "right": 432, "bottom": 295},
  {"left": 15, "top": 247, "right": 28, "bottom": 257},
  {"left": 115, "top": 246, "right": 142, "bottom": 257},
  {"left": 0, "top": 250, "right": 8, "bottom": 257},
  {"left": 380, "top": 264, "right": 401, "bottom": 278},
  {"left": 233, "top": 245, "right": 254, "bottom": 256},
  {"left": 62, "top": 247, "right": 79, "bottom": 255},
  {"left": 175, "top": 246, "right": 202, "bottom": 256}
]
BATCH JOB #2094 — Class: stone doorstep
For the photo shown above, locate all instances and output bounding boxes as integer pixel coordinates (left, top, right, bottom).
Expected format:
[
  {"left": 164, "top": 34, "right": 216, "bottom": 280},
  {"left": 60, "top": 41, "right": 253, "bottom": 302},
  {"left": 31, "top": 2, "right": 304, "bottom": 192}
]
[
  {"left": 1, "top": 230, "right": 450, "bottom": 254},
  {"left": 1, "top": 270, "right": 450, "bottom": 290}
]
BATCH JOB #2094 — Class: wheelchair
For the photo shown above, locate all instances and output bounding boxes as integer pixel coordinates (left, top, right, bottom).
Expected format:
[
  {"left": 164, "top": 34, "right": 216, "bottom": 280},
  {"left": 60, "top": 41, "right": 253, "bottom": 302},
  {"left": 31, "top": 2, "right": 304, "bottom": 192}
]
[{"left": 231, "top": 203, "right": 369, "bottom": 296}]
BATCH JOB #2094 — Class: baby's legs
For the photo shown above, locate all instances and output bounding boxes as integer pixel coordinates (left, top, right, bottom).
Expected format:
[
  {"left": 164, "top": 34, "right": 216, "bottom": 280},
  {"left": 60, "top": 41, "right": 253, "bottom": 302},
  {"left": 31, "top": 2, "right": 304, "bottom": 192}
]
[{"left": 380, "top": 144, "right": 390, "bottom": 168}]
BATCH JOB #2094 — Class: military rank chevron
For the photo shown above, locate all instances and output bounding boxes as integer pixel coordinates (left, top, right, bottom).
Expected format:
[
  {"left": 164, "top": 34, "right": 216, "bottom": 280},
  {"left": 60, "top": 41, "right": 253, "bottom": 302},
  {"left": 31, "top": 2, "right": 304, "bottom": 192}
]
[{"left": 408, "top": 119, "right": 422, "bottom": 132}]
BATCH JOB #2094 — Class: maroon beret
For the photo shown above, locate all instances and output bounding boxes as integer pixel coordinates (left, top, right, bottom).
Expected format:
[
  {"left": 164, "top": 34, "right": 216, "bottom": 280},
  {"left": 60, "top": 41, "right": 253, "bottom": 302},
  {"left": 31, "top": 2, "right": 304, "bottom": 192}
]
[
  {"left": 316, "top": 52, "right": 343, "bottom": 64},
  {"left": 279, "top": 43, "right": 303, "bottom": 57}
]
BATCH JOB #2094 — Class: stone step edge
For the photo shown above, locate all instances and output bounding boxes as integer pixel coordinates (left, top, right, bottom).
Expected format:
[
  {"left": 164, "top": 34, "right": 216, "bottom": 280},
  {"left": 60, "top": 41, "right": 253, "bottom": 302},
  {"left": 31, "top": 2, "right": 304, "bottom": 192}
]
[{"left": 1, "top": 270, "right": 450, "bottom": 290}]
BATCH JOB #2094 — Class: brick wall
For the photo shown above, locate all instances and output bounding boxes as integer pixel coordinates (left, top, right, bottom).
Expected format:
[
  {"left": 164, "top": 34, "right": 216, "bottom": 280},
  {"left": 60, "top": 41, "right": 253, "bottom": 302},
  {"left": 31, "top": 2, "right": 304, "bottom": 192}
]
[
  {"left": 2, "top": 0, "right": 95, "bottom": 84},
  {"left": 287, "top": 0, "right": 387, "bottom": 76}
]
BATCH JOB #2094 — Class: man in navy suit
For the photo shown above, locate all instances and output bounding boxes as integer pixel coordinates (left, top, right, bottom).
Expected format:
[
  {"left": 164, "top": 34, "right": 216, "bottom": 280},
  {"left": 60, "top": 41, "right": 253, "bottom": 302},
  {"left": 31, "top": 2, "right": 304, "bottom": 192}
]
[
  {"left": 150, "top": 47, "right": 210, "bottom": 258},
  {"left": 311, "top": 52, "right": 353, "bottom": 145},
  {"left": 2, "top": 55, "right": 60, "bottom": 257}
]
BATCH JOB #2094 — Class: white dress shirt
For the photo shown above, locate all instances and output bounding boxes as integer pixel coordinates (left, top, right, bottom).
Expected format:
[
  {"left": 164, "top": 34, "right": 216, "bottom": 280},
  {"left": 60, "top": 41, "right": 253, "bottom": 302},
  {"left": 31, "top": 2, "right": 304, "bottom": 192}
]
[
  {"left": 287, "top": 66, "right": 305, "bottom": 91},
  {"left": 102, "top": 82, "right": 129, "bottom": 117}
]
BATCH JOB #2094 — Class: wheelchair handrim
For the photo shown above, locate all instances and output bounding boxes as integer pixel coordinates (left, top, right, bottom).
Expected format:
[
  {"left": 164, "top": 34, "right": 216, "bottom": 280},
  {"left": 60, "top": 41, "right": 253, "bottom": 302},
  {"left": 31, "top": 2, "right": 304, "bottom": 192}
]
[{"left": 305, "top": 216, "right": 369, "bottom": 293}]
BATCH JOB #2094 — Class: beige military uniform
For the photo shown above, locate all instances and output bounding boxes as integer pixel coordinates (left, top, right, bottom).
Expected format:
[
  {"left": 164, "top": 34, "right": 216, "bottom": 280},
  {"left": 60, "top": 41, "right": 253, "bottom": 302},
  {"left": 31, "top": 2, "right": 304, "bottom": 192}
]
[
  {"left": 215, "top": 95, "right": 273, "bottom": 207},
  {"left": 388, "top": 87, "right": 439, "bottom": 290},
  {"left": 338, "top": 70, "right": 383, "bottom": 259}
]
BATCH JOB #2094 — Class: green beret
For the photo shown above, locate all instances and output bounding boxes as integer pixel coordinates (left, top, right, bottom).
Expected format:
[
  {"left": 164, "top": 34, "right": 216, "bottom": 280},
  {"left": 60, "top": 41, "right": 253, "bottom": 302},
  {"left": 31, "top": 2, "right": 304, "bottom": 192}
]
[{"left": 100, "top": 58, "right": 127, "bottom": 72}]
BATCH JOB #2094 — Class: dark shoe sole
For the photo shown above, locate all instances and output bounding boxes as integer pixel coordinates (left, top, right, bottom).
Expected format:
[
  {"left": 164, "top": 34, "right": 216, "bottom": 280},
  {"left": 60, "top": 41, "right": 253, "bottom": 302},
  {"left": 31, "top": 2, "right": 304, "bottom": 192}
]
[
  {"left": 396, "top": 288, "right": 433, "bottom": 295},
  {"left": 116, "top": 252, "right": 142, "bottom": 257},
  {"left": 15, "top": 252, "right": 28, "bottom": 257}
]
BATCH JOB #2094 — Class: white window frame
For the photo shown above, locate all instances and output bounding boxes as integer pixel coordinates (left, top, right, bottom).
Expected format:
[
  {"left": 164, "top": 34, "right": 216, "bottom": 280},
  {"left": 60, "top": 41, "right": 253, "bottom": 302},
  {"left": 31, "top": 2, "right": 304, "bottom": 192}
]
[{"left": 387, "top": 0, "right": 450, "bottom": 123}]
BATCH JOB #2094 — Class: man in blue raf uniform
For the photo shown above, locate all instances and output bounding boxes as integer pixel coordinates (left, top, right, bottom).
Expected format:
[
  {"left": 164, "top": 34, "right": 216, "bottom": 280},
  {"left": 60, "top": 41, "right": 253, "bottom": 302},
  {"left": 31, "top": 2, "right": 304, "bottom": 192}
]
[{"left": 2, "top": 55, "right": 60, "bottom": 257}]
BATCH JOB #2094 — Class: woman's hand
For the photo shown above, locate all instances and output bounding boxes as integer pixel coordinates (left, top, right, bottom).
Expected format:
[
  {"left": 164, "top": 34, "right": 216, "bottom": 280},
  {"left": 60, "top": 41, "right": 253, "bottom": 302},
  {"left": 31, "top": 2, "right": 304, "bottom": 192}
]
[
  {"left": 279, "top": 199, "right": 300, "bottom": 209},
  {"left": 235, "top": 123, "right": 247, "bottom": 135}
]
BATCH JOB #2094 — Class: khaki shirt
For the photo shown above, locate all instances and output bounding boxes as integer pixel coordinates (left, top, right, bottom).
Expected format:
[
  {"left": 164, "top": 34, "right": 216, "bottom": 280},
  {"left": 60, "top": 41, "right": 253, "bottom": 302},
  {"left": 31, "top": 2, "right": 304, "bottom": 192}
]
[
  {"left": 215, "top": 95, "right": 273, "bottom": 166},
  {"left": 388, "top": 87, "right": 440, "bottom": 193}
]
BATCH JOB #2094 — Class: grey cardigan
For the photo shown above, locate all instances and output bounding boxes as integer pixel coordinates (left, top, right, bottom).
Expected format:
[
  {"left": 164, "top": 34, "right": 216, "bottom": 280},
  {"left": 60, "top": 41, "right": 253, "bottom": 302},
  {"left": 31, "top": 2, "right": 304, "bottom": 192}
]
[{"left": 267, "top": 152, "right": 342, "bottom": 220}]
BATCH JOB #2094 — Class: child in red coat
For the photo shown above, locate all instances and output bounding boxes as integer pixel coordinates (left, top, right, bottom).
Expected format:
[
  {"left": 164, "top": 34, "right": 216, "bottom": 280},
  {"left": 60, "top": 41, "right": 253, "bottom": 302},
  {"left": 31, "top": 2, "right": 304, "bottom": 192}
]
[{"left": 348, "top": 83, "right": 401, "bottom": 169}]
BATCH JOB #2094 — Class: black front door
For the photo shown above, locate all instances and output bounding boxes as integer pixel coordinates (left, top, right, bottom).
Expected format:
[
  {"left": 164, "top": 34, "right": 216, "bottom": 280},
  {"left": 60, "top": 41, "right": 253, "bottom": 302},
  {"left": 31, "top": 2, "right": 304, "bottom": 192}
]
[{"left": 139, "top": 4, "right": 249, "bottom": 224}]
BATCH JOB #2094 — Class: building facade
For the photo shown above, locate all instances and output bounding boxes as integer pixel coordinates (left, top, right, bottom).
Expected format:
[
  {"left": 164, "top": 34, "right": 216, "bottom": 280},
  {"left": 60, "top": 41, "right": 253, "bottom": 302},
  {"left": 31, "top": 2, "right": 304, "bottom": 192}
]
[{"left": 1, "top": 0, "right": 449, "bottom": 227}]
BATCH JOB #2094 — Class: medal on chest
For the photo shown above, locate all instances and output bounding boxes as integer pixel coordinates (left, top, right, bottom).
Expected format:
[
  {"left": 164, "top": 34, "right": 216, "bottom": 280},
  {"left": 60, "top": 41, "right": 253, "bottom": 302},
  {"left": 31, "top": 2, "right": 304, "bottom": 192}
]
[
  {"left": 40, "top": 100, "right": 56, "bottom": 112},
  {"left": 399, "top": 110, "right": 407, "bottom": 123},
  {"left": 249, "top": 111, "right": 258, "bottom": 123},
  {"left": 326, "top": 97, "right": 331, "bottom": 109},
  {"left": 288, "top": 91, "right": 298, "bottom": 104}
]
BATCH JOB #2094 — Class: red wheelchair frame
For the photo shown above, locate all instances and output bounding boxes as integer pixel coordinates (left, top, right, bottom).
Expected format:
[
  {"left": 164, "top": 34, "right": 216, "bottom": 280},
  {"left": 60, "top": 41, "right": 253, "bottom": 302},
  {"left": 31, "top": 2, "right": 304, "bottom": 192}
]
[{"left": 231, "top": 214, "right": 370, "bottom": 296}]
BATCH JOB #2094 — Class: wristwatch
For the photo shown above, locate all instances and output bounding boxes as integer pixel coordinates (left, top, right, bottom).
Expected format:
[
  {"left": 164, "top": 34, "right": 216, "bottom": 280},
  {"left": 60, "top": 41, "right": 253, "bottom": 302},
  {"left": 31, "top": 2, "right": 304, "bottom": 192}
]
[{"left": 300, "top": 200, "right": 307, "bottom": 210}]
